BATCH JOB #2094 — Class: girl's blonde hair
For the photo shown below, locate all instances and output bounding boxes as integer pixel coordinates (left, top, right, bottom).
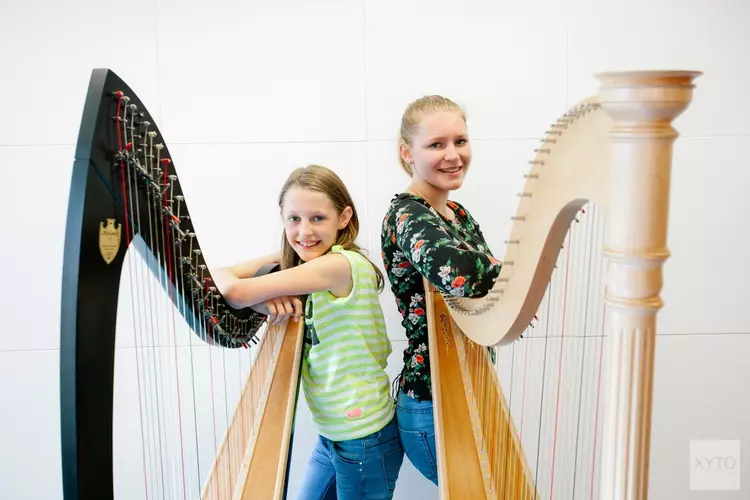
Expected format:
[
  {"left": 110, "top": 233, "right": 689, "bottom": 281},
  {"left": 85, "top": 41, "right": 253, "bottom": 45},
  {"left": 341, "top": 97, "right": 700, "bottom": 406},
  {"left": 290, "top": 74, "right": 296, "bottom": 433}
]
[
  {"left": 277, "top": 164, "right": 384, "bottom": 292},
  {"left": 397, "top": 95, "right": 466, "bottom": 176}
]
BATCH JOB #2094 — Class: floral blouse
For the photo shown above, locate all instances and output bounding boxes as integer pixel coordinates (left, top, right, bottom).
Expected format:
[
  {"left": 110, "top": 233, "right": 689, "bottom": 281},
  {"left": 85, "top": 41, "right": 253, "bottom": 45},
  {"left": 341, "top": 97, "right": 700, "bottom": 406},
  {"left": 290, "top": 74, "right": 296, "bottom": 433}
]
[{"left": 381, "top": 193, "right": 501, "bottom": 402}]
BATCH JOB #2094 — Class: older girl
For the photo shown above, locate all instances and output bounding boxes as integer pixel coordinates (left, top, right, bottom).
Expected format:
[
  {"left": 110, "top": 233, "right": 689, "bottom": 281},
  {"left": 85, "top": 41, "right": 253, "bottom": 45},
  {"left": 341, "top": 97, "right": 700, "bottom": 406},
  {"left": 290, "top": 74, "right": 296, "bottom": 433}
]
[{"left": 380, "top": 96, "right": 501, "bottom": 485}]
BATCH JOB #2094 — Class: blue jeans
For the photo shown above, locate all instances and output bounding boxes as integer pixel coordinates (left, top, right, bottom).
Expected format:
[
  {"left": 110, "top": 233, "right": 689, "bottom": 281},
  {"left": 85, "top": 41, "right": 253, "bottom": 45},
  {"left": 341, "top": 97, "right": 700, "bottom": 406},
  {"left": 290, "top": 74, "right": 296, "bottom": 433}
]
[
  {"left": 297, "top": 415, "right": 404, "bottom": 499},
  {"left": 395, "top": 390, "right": 438, "bottom": 485}
]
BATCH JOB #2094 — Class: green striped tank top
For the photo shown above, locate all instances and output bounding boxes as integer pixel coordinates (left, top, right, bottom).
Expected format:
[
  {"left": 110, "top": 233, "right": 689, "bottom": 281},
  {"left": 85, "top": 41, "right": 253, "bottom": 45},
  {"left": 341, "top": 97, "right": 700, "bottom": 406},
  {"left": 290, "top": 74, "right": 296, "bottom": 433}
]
[{"left": 300, "top": 245, "right": 394, "bottom": 441}]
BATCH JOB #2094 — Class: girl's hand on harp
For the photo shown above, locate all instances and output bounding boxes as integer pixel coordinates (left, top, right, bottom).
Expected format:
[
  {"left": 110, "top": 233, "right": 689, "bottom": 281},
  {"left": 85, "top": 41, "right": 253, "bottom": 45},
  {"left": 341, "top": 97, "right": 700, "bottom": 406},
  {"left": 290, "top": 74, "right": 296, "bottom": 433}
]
[{"left": 264, "top": 295, "right": 303, "bottom": 325}]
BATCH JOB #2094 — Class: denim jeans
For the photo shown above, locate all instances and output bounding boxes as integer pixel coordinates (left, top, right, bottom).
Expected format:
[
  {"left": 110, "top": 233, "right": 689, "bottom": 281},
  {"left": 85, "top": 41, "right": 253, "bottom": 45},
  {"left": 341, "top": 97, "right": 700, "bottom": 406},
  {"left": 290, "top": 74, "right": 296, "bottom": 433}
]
[
  {"left": 395, "top": 390, "right": 438, "bottom": 485},
  {"left": 297, "top": 415, "right": 404, "bottom": 500}
]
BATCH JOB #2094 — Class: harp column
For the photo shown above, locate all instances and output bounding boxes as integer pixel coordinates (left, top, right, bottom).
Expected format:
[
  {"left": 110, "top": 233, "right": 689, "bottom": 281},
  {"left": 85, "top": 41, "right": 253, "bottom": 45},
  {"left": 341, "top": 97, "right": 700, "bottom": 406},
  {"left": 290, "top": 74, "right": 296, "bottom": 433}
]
[{"left": 596, "top": 70, "right": 700, "bottom": 499}]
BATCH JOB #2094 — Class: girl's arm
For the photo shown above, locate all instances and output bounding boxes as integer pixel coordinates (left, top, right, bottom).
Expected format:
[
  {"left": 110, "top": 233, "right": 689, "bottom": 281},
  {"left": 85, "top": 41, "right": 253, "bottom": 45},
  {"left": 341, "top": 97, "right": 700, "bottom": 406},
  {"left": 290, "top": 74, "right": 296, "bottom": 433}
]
[
  {"left": 224, "top": 251, "right": 281, "bottom": 278},
  {"left": 213, "top": 251, "right": 292, "bottom": 319},
  {"left": 394, "top": 199, "right": 501, "bottom": 298},
  {"left": 212, "top": 252, "right": 352, "bottom": 310}
]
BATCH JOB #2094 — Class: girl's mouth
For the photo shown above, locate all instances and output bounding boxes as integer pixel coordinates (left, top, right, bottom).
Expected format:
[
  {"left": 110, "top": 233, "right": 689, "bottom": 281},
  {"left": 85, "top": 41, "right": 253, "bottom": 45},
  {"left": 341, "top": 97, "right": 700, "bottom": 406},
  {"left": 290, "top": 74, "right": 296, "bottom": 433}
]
[
  {"left": 297, "top": 240, "right": 320, "bottom": 249},
  {"left": 439, "top": 166, "right": 462, "bottom": 175}
]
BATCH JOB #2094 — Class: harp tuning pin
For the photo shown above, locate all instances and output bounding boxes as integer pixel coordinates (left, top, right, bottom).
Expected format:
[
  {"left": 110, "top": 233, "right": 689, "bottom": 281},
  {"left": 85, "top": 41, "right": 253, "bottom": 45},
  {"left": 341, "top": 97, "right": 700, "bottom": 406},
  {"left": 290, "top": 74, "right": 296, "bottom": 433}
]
[
  {"left": 148, "top": 131, "right": 157, "bottom": 138},
  {"left": 142, "top": 121, "right": 151, "bottom": 127},
  {"left": 122, "top": 96, "right": 131, "bottom": 103},
  {"left": 161, "top": 158, "right": 172, "bottom": 165},
  {"left": 195, "top": 249, "right": 203, "bottom": 256},
  {"left": 175, "top": 195, "right": 184, "bottom": 201},
  {"left": 129, "top": 103, "right": 138, "bottom": 111},
  {"left": 155, "top": 144, "right": 164, "bottom": 150},
  {"left": 168, "top": 174, "right": 177, "bottom": 181},
  {"left": 113, "top": 90, "right": 124, "bottom": 97}
]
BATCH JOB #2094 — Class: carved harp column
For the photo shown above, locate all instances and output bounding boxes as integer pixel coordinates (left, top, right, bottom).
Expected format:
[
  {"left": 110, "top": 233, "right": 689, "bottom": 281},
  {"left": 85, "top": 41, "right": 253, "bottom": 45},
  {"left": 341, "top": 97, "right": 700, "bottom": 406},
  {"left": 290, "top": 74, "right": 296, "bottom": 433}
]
[
  {"left": 425, "top": 70, "right": 701, "bottom": 499},
  {"left": 596, "top": 71, "right": 699, "bottom": 499},
  {"left": 60, "top": 69, "right": 303, "bottom": 499}
]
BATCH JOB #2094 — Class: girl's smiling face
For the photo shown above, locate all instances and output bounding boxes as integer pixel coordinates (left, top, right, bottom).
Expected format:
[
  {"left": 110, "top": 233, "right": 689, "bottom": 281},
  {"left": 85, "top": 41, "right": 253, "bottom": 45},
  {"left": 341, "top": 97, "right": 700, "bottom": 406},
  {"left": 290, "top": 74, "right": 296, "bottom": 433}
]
[
  {"left": 281, "top": 187, "right": 352, "bottom": 261},
  {"left": 403, "top": 109, "right": 472, "bottom": 192}
]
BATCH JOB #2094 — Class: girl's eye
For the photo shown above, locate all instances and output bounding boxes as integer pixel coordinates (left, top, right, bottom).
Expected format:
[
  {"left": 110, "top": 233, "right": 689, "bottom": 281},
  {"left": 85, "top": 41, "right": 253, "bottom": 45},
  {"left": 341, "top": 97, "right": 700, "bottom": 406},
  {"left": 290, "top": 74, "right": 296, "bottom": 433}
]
[
  {"left": 429, "top": 142, "right": 441, "bottom": 149},
  {"left": 313, "top": 216, "right": 325, "bottom": 222},
  {"left": 456, "top": 139, "right": 467, "bottom": 145},
  {"left": 288, "top": 216, "right": 300, "bottom": 222}
]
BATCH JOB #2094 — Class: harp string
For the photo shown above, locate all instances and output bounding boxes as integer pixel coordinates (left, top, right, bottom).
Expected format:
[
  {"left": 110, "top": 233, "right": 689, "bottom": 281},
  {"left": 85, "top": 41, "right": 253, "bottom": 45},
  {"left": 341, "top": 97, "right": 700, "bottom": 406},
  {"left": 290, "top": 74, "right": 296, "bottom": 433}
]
[
  {"left": 143, "top": 123, "right": 169, "bottom": 497},
  {"left": 137, "top": 101, "right": 170, "bottom": 500},
  {"left": 549, "top": 221, "right": 574, "bottom": 497},
  {"left": 162, "top": 162, "right": 190, "bottom": 497},
  {"left": 134, "top": 105, "right": 172, "bottom": 498},
  {"left": 157, "top": 149, "right": 186, "bottom": 499},
  {"left": 533, "top": 255, "right": 554, "bottom": 498},
  {"left": 155, "top": 131, "right": 180, "bottom": 499},
  {"left": 571, "top": 205, "right": 595, "bottom": 498},
  {"left": 120, "top": 96, "right": 152, "bottom": 499},
  {"left": 458, "top": 202, "right": 610, "bottom": 499},
  {"left": 114, "top": 94, "right": 200, "bottom": 499},
  {"left": 152, "top": 150, "right": 173, "bottom": 500},
  {"left": 175, "top": 201, "right": 204, "bottom": 497}
]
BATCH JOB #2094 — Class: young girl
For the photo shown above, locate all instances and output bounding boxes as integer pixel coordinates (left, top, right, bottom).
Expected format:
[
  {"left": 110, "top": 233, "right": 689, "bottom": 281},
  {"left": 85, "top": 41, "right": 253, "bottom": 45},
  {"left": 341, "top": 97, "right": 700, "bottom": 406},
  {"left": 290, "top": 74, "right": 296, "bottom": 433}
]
[
  {"left": 380, "top": 96, "right": 501, "bottom": 485},
  {"left": 214, "top": 165, "right": 403, "bottom": 499}
]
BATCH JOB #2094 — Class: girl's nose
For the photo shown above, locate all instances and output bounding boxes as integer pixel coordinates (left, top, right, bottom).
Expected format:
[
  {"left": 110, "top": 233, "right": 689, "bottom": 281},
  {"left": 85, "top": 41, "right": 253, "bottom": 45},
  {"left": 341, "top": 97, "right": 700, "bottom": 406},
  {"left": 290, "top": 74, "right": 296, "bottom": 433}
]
[{"left": 444, "top": 144, "right": 460, "bottom": 163}]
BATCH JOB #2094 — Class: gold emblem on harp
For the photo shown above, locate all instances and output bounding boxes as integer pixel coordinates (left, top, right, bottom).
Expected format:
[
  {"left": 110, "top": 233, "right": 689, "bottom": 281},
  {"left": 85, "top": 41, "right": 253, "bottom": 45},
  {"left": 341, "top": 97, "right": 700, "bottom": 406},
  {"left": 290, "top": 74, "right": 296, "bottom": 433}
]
[{"left": 99, "top": 218, "right": 122, "bottom": 264}]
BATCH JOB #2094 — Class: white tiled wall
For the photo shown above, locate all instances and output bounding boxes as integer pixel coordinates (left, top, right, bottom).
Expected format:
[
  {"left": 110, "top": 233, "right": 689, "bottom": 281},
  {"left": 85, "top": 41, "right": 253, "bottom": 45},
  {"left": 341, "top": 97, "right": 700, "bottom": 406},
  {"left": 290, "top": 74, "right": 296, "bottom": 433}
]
[{"left": 2, "top": 0, "right": 749, "bottom": 498}]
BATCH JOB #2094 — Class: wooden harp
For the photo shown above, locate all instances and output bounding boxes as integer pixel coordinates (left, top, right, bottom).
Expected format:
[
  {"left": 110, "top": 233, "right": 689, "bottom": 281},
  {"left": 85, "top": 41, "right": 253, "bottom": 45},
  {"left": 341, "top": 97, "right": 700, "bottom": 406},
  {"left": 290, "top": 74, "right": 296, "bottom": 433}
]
[{"left": 425, "top": 70, "right": 701, "bottom": 499}]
